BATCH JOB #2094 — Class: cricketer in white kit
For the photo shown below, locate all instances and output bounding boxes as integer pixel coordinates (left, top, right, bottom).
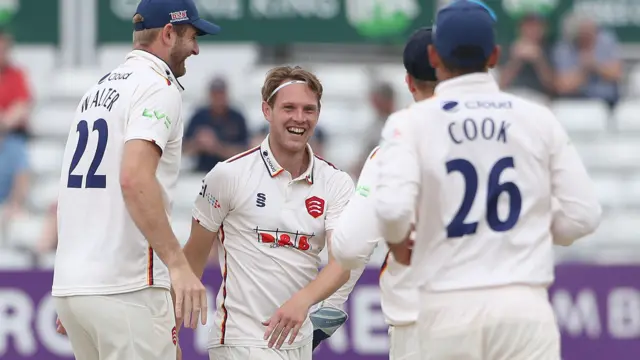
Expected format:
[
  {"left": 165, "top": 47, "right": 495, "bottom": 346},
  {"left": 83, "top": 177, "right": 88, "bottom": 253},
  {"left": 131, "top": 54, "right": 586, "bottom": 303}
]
[
  {"left": 52, "top": 0, "right": 220, "bottom": 359},
  {"left": 181, "top": 66, "right": 353, "bottom": 360},
  {"left": 328, "top": 27, "right": 439, "bottom": 360},
  {"left": 375, "top": 2, "right": 602, "bottom": 359}
]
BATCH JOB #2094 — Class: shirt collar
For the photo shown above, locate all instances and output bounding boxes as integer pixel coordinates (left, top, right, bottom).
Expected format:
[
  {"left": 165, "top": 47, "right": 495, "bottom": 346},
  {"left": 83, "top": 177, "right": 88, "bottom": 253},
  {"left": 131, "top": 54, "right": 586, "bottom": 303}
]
[
  {"left": 259, "top": 135, "right": 315, "bottom": 184},
  {"left": 434, "top": 72, "right": 499, "bottom": 97},
  {"left": 125, "top": 50, "right": 185, "bottom": 93}
]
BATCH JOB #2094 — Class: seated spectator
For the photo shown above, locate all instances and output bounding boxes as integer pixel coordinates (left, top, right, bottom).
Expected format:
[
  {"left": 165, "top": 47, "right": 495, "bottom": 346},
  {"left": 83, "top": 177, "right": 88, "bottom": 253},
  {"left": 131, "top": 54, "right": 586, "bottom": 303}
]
[
  {"left": 183, "top": 77, "right": 249, "bottom": 172},
  {"left": 499, "top": 13, "right": 555, "bottom": 99},
  {"left": 0, "top": 133, "right": 28, "bottom": 230},
  {"left": 364, "top": 82, "right": 395, "bottom": 153},
  {"left": 351, "top": 82, "right": 395, "bottom": 176},
  {"left": 250, "top": 123, "right": 327, "bottom": 157},
  {"left": 0, "top": 30, "right": 32, "bottom": 138},
  {"left": 552, "top": 13, "right": 622, "bottom": 107}
]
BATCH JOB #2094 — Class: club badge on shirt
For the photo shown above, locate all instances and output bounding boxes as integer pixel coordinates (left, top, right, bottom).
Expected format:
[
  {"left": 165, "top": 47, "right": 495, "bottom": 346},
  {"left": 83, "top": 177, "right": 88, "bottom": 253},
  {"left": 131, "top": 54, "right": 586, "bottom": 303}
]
[{"left": 305, "top": 196, "right": 325, "bottom": 218}]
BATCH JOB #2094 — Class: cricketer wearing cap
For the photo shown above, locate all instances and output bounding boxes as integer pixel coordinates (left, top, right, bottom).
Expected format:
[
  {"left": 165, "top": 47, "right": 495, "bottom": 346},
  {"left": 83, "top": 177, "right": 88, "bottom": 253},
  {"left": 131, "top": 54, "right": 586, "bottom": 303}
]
[
  {"left": 327, "top": 27, "right": 438, "bottom": 360},
  {"left": 52, "top": 1, "right": 220, "bottom": 359},
  {"left": 374, "top": 1, "right": 602, "bottom": 359},
  {"left": 181, "top": 66, "right": 353, "bottom": 360}
]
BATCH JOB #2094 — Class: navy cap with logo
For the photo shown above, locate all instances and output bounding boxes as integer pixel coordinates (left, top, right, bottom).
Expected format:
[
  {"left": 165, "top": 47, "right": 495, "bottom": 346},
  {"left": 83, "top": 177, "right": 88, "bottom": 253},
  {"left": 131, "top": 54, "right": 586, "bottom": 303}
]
[
  {"left": 133, "top": 0, "right": 221, "bottom": 36},
  {"left": 433, "top": 0, "right": 497, "bottom": 68},
  {"left": 403, "top": 27, "right": 436, "bottom": 82}
]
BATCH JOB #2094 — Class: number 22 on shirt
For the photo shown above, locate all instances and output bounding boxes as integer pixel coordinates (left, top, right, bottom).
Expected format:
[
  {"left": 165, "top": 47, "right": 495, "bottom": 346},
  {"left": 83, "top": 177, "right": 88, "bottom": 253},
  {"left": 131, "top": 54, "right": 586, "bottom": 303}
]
[{"left": 66, "top": 118, "right": 109, "bottom": 189}]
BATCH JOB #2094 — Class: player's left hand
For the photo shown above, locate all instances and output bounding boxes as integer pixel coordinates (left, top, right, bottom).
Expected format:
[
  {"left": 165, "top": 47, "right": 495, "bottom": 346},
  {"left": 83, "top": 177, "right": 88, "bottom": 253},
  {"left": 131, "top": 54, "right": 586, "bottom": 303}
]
[{"left": 262, "top": 294, "right": 312, "bottom": 349}]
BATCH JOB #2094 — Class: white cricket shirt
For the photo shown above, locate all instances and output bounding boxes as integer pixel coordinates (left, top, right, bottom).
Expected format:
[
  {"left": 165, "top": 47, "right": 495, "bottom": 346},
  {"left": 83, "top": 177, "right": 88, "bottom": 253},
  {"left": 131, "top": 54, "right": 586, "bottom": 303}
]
[
  {"left": 52, "top": 50, "right": 184, "bottom": 296},
  {"left": 192, "top": 135, "right": 354, "bottom": 349},
  {"left": 375, "top": 73, "right": 602, "bottom": 293},
  {"left": 331, "top": 145, "right": 418, "bottom": 326}
]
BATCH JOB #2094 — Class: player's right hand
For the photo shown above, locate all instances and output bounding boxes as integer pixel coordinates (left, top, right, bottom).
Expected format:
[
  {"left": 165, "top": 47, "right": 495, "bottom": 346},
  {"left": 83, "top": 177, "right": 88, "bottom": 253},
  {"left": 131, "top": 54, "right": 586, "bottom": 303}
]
[
  {"left": 56, "top": 317, "right": 67, "bottom": 336},
  {"left": 169, "top": 261, "right": 208, "bottom": 329},
  {"left": 387, "top": 225, "right": 415, "bottom": 266}
]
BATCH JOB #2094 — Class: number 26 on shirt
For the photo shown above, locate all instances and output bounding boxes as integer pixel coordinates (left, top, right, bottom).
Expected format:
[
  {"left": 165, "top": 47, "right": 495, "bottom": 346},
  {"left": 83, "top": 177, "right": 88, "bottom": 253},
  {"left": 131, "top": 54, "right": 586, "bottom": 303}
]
[
  {"left": 67, "top": 118, "right": 109, "bottom": 189},
  {"left": 446, "top": 156, "right": 522, "bottom": 238}
]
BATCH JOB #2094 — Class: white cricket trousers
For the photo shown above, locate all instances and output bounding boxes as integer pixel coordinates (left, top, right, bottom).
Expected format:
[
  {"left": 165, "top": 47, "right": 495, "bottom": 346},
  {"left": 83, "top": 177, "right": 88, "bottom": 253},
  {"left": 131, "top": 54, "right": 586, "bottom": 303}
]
[
  {"left": 54, "top": 287, "right": 177, "bottom": 360},
  {"left": 208, "top": 343, "right": 312, "bottom": 360},
  {"left": 389, "top": 323, "right": 419, "bottom": 360},
  {"left": 417, "top": 285, "right": 561, "bottom": 360}
]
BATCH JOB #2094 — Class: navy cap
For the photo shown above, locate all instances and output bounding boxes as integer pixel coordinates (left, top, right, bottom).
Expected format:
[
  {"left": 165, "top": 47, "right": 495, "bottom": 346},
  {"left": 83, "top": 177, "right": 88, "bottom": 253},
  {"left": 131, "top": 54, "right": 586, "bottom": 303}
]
[
  {"left": 134, "top": 0, "right": 221, "bottom": 36},
  {"left": 434, "top": 0, "right": 497, "bottom": 68},
  {"left": 403, "top": 27, "right": 436, "bottom": 82}
]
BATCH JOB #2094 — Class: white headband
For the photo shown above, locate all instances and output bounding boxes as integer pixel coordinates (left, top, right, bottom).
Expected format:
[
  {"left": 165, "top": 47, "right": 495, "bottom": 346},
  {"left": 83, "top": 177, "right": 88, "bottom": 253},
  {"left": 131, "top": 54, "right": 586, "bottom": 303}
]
[{"left": 266, "top": 80, "right": 307, "bottom": 102}]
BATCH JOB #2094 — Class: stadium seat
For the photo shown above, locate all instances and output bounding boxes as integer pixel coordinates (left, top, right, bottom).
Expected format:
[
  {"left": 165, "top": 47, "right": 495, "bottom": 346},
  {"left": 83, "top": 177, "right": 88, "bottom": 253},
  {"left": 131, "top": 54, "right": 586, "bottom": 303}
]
[
  {"left": 13, "top": 45, "right": 57, "bottom": 100},
  {"left": 589, "top": 211, "right": 640, "bottom": 247},
  {"left": 171, "top": 218, "right": 193, "bottom": 246},
  {"left": 27, "top": 140, "right": 65, "bottom": 176},
  {"left": 591, "top": 175, "right": 624, "bottom": 208},
  {"left": 0, "top": 248, "right": 33, "bottom": 270},
  {"left": 37, "top": 252, "right": 56, "bottom": 269},
  {"left": 612, "top": 100, "right": 640, "bottom": 131},
  {"left": 29, "top": 103, "right": 75, "bottom": 138},
  {"left": 318, "top": 102, "right": 359, "bottom": 135},
  {"left": 309, "top": 64, "right": 371, "bottom": 102},
  {"left": 550, "top": 99, "right": 610, "bottom": 133},
  {"left": 627, "top": 65, "right": 640, "bottom": 97},
  {"left": 573, "top": 138, "right": 640, "bottom": 170},
  {"left": 29, "top": 177, "right": 60, "bottom": 213},
  {"left": 624, "top": 176, "right": 640, "bottom": 208},
  {"left": 172, "top": 173, "right": 205, "bottom": 212},
  {"left": 5, "top": 214, "right": 45, "bottom": 250},
  {"left": 97, "top": 45, "right": 130, "bottom": 74},
  {"left": 323, "top": 134, "right": 364, "bottom": 172},
  {"left": 50, "top": 67, "right": 104, "bottom": 101}
]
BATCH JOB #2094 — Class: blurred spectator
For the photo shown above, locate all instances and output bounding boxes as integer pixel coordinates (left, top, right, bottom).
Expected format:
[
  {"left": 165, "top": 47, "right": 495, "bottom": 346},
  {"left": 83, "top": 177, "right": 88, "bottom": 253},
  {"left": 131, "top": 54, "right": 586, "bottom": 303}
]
[
  {"left": 0, "top": 30, "right": 32, "bottom": 138},
  {"left": 364, "top": 83, "right": 395, "bottom": 153},
  {"left": 250, "top": 124, "right": 327, "bottom": 157},
  {"left": 499, "top": 13, "right": 555, "bottom": 99},
  {"left": 552, "top": 13, "right": 622, "bottom": 107},
  {"left": 351, "top": 82, "right": 395, "bottom": 175},
  {"left": 0, "top": 133, "right": 28, "bottom": 228},
  {"left": 183, "top": 77, "right": 249, "bottom": 172}
]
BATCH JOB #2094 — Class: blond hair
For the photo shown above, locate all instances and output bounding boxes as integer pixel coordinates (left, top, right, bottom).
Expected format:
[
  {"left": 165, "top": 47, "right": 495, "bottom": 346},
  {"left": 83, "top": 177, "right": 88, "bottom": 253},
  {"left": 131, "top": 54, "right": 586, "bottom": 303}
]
[
  {"left": 132, "top": 13, "right": 191, "bottom": 47},
  {"left": 261, "top": 66, "right": 323, "bottom": 108}
]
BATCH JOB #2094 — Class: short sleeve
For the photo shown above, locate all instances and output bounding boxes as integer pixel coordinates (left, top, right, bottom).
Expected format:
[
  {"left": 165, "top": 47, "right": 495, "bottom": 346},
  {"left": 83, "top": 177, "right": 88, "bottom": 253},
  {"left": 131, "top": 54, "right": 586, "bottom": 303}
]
[
  {"left": 551, "top": 42, "right": 576, "bottom": 73},
  {"left": 597, "top": 31, "right": 620, "bottom": 63},
  {"left": 331, "top": 148, "right": 381, "bottom": 270},
  {"left": 324, "top": 171, "right": 355, "bottom": 232},
  {"left": 126, "top": 82, "right": 181, "bottom": 152},
  {"left": 192, "top": 162, "right": 236, "bottom": 233}
]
